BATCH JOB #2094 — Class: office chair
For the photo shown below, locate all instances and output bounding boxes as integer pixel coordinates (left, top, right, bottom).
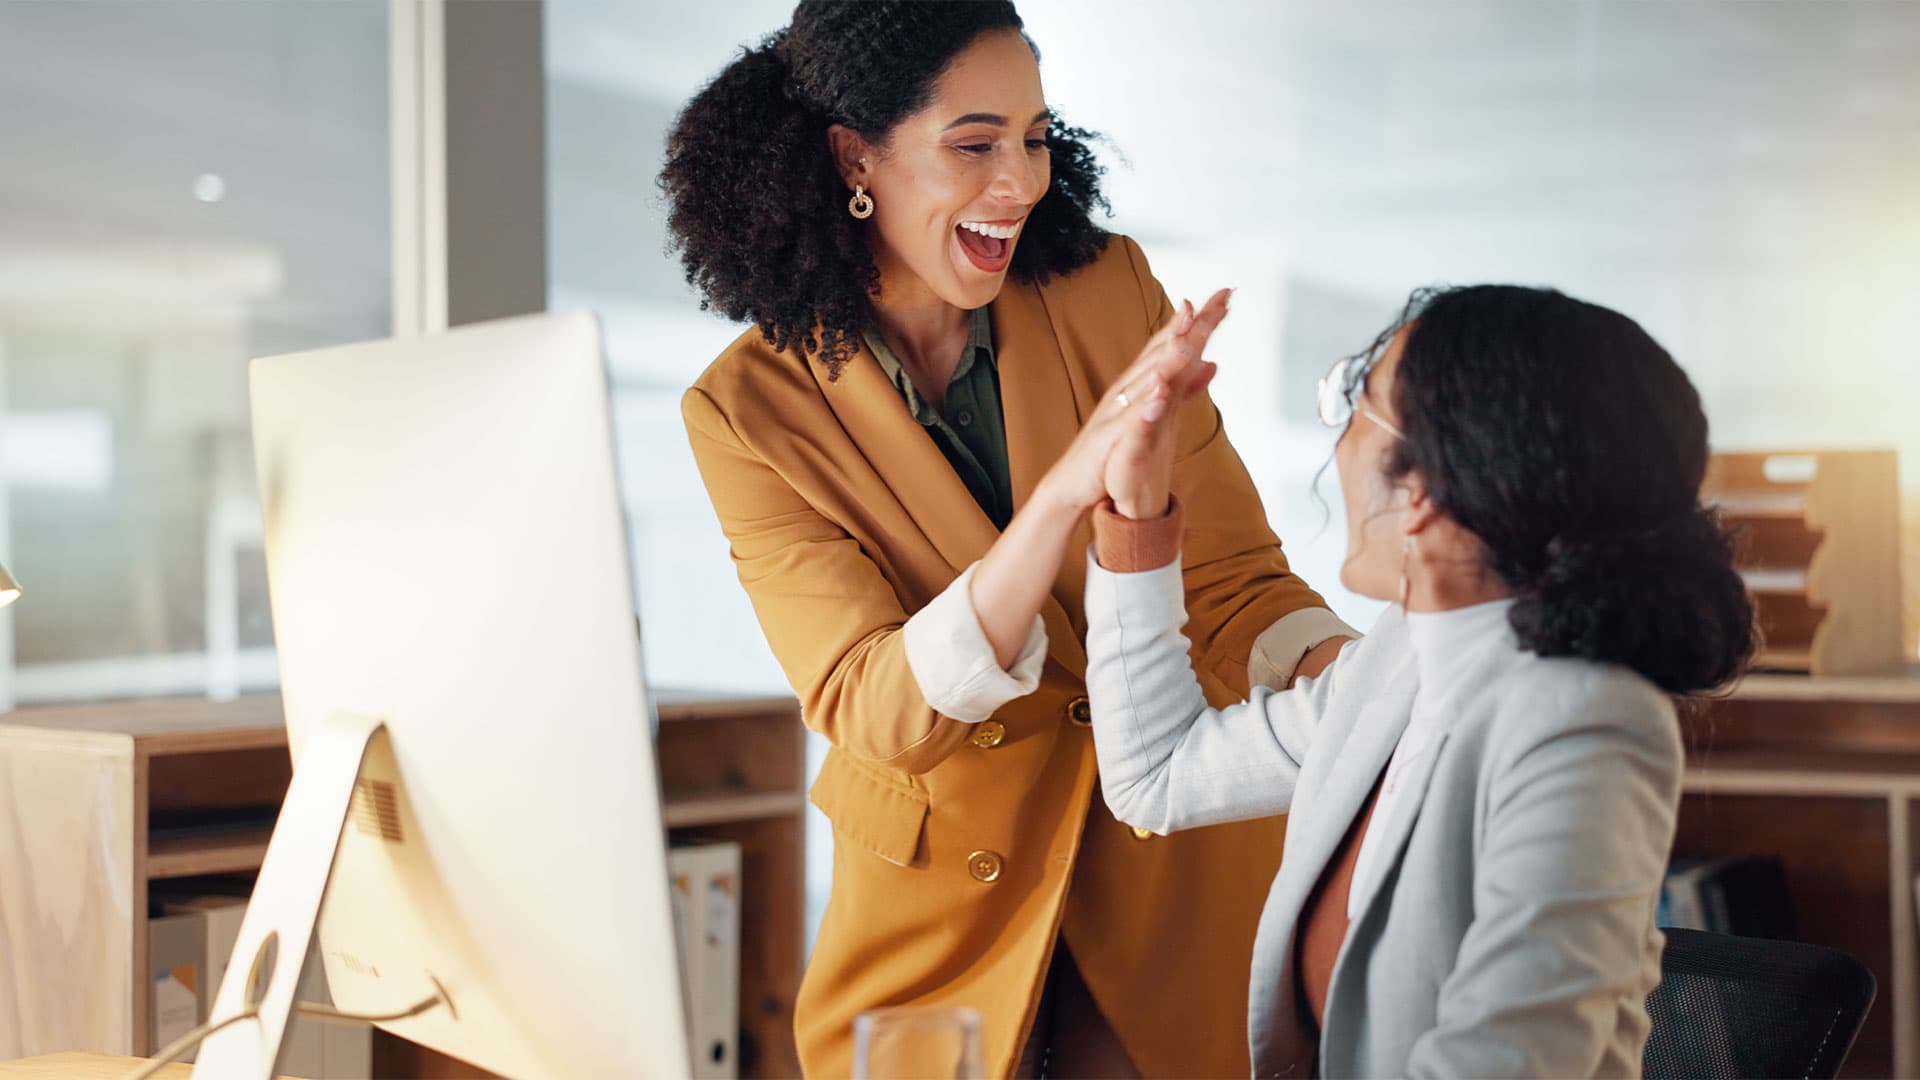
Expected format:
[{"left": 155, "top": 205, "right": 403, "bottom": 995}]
[{"left": 1644, "top": 928, "right": 1875, "bottom": 1079}]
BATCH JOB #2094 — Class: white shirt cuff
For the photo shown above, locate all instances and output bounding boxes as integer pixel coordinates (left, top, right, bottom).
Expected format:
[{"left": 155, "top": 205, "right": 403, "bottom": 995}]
[
  {"left": 902, "top": 561, "right": 1049, "bottom": 723},
  {"left": 1247, "top": 607, "right": 1361, "bottom": 690}
]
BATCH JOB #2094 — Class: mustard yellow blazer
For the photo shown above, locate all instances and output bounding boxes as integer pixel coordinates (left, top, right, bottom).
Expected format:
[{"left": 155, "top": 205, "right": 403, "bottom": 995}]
[{"left": 681, "top": 236, "right": 1332, "bottom": 1078}]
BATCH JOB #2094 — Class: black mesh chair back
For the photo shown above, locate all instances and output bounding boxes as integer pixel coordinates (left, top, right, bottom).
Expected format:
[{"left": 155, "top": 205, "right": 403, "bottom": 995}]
[{"left": 1644, "top": 928, "right": 1876, "bottom": 1079}]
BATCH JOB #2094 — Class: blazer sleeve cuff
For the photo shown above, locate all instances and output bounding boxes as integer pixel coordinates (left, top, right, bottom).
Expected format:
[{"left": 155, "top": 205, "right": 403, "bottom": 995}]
[
  {"left": 902, "top": 561, "right": 1048, "bottom": 723},
  {"left": 1092, "top": 495, "right": 1185, "bottom": 572},
  {"left": 1085, "top": 545, "right": 1190, "bottom": 631},
  {"left": 1246, "top": 606, "right": 1362, "bottom": 690}
]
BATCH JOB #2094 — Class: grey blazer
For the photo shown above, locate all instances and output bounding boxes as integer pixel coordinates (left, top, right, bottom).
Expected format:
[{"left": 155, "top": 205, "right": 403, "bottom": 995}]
[{"left": 1083, "top": 559, "right": 1682, "bottom": 1079}]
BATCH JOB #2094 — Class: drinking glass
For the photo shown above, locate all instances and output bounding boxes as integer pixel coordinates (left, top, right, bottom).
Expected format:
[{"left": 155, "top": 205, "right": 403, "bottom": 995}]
[{"left": 852, "top": 1005, "right": 984, "bottom": 1080}]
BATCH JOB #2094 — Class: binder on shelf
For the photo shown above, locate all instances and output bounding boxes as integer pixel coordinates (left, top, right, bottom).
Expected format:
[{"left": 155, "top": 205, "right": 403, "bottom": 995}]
[
  {"left": 1659, "top": 854, "right": 1795, "bottom": 939},
  {"left": 160, "top": 889, "right": 372, "bottom": 1078},
  {"left": 671, "top": 840, "right": 742, "bottom": 1080},
  {"left": 149, "top": 910, "right": 203, "bottom": 1058},
  {"left": 1913, "top": 872, "right": 1920, "bottom": 947}
]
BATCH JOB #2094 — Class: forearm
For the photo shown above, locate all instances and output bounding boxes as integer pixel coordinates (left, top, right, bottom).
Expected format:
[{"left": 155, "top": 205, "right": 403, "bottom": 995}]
[
  {"left": 1084, "top": 553, "right": 1316, "bottom": 831},
  {"left": 970, "top": 477, "right": 1085, "bottom": 669},
  {"left": 1289, "top": 634, "right": 1354, "bottom": 686}
]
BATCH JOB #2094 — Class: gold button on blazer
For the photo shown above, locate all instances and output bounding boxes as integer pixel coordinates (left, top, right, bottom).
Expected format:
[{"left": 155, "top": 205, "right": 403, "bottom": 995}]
[{"left": 682, "top": 235, "right": 1333, "bottom": 1079}]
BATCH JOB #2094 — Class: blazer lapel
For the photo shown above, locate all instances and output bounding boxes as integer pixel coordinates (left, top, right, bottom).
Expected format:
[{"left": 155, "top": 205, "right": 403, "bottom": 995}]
[
  {"left": 1278, "top": 690, "right": 1414, "bottom": 911},
  {"left": 810, "top": 336, "right": 1002, "bottom": 579},
  {"left": 1248, "top": 683, "right": 1415, "bottom": 1075},
  {"left": 1341, "top": 630, "right": 1515, "bottom": 927},
  {"left": 811, "top": 288, "right": 1091, "bottom": 678},
  {"left": 992, "top": 282, "right": 1081, "bottom": 518},
  {"left": 992, "top": 281, "right": 1090, "bottom": 676},
  {"left": 1341, "top": 728, "right": 1450, "bottom": 926}
]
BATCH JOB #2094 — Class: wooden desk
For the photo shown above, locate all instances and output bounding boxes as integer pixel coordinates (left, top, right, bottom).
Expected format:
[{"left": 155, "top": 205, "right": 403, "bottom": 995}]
[
  {"left": 0, "top": 1052, "right": 184, "bottom": 1079},
  {"left": 0, "top": 691, "right": 806, "bottom": 1077},
  {"left": 0, "top": 1053, "right": 303, "bottom": 1080},
  {"left": 1681, "top": 663, "right": 1920, "bottom": 1078}
]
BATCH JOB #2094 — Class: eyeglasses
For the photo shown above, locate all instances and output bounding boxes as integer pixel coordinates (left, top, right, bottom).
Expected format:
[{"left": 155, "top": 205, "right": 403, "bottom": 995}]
[{"left": 1316, "top": 351, "right": 1404, "bottom": 441}]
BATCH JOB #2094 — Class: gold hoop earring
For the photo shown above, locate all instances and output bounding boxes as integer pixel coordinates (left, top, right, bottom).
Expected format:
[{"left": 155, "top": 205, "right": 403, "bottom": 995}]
[{"left": 848, "top": 185, "right": 874, "bottom": 220}]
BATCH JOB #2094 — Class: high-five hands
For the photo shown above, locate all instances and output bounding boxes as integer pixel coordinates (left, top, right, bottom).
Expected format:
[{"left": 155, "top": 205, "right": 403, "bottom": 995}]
[
  {"left": 1105, "top": 288, "right": 1229, "bottom": 519},
  {"left": 1035, "top": 287, "right": 1231, "bottom": 518},
  {"left": 971, "top": 288, "right": 1232, "bottom": 670}
]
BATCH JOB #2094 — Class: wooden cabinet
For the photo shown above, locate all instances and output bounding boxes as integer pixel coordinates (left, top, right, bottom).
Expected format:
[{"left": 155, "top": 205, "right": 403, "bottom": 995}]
[
  {"left": 0, "top": 690, "right": 805, "bottom": 1078},
  {"left": 1681, "top": 666, "right": 1920, "bottom": 1077},
  {"left": 650, "top": 691, "right": 808, "bottom": 1080}
]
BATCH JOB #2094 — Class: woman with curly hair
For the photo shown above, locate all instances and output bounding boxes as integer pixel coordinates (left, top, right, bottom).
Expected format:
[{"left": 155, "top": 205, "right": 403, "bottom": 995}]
[
  {"left": 664, "top": 3, "right": 1353, "bottom": 1075},
  {"left": 1080, "top": 286, "right": 1756, "bottom": 1076}
]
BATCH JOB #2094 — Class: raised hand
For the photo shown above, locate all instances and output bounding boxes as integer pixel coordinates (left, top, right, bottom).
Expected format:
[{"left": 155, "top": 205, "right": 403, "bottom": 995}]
[
  {"left": 1105, "top": 288, "right": 1229, "bottom": 519},
  {"left": 970, "top": 288, "right": 1229, "bottom": 669},
  {"left": 1033, "top": 289, "right": 1228, "bottom": 515}
]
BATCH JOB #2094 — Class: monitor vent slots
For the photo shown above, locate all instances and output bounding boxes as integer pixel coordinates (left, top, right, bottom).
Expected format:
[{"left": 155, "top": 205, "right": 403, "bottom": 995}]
[{"left": 351, "top": 779, "right": 404, "bottom": 844}]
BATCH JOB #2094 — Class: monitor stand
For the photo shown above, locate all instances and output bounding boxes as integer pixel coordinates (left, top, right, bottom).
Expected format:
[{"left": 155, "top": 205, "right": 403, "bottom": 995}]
[{"left": 188, "top": 711, "right": 448, "bottom": 1079}]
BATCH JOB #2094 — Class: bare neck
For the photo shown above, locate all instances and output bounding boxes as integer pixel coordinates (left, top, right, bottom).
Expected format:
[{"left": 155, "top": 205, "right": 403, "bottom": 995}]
[
  {"left": 1402, "top": 549, "right": 1513, "bottom": 613},
  {"left": 867, "top": 264, "right": 973, "bottom": 391}
]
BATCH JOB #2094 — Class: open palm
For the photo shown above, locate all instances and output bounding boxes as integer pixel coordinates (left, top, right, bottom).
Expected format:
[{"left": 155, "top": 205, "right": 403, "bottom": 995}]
[{"left": 1104, "top": 289, "right": 1229, "bottom": 519}]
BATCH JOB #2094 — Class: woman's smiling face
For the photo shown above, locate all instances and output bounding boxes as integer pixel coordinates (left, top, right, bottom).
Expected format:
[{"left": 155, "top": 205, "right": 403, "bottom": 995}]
[{"left": 841, "top": 29, "right": 1052, "bottom": 310}]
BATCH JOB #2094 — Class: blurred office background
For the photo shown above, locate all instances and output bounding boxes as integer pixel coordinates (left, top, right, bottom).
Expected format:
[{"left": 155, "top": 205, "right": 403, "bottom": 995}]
[{"left": 3, "top": 0, "right": 1918, "bottom": 942}]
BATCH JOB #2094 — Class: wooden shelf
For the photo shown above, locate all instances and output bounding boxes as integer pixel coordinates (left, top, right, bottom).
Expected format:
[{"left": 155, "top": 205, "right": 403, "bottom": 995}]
[
  {"left": 1703, "top": 449, "right": 1903, "bottom": 676},
  {"left": 1729, "top": 663, "right": 1920, "bottom": 703},
  {"left": 663, "top": 788, "right": 806, "bottom": 829},
  {"left": 1712, "top": 494, "right": 1810, "bottom": 519},
  {"left": 1752, "top": 646, "right": 1815, "bottom": 672},
  {"left": 133, "top": 779, "right": 812, "bottom": 863},
  {"left": 653, "top": 687, "right": 802, "bottom": 720},
  {"left": 1687, "top": 750, "right": 1920, "bottom": 797},
  {"left": 0, "top": 696, "right": 289, "bottom": 752},
  {"left": 1673, "top": 788, "right": 1900, "bottom": 1078},
  {"left": 147, "top": 827, "right": 273, "bottom": 880},
  {"left": 1741, "top": 568, "right": 1810, "bottom": 594},
  {"left": 1674, "top": 681, "right": 1920, "bottom": 1077}
]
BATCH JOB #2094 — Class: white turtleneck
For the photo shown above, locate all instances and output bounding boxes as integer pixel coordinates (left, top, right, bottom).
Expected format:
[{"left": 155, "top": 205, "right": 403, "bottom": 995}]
[{"left": 1347, "top": 598, "right": 1519, "bottom": 918}]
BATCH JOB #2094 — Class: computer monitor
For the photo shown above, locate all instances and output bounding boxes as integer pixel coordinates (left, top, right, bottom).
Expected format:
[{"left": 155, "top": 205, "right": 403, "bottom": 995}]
[{"left": 196, "top": 312, "right": 691, "bottom": 1078}]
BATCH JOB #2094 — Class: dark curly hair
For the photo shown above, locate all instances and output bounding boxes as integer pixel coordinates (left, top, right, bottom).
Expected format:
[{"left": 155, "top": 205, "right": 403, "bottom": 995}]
[
  {"left": 659, "top": 0, "right": 1111, "bottom": 378},
  {"left": 1356, "top": 285, "right": 1756, "bottom": 694}
]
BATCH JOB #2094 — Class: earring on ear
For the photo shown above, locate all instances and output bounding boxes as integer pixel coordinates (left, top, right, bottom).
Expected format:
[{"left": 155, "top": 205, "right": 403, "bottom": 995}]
[{"left": 847, "top": 157, "right": 874, "bottom": 219}]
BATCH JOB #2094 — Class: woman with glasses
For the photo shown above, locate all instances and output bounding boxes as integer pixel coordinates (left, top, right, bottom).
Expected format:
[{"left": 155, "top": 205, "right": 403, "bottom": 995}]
[
  {"left": 1058, "top": 284, "right": 1757, "bottom": 1077},
  {"left": 666, "top": 3, "right": 1353, "bottom": 1074}
]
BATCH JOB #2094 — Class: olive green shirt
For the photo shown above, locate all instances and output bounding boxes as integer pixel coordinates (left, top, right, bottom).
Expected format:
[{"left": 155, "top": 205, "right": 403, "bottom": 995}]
[{"left": 865, "top": 307, "right": 1014, "bottom": 529}]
